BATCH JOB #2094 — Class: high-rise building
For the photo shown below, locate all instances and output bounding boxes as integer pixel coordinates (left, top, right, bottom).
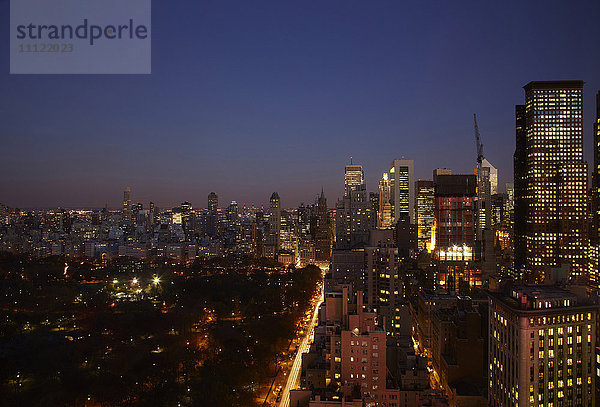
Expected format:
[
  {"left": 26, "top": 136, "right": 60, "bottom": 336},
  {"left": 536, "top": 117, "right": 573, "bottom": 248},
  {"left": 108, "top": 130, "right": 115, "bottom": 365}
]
[
  {"left": 298, "top": 202, "right": 313, "bottom": 237},
  {"left": 266, "top": 192, "right": 281, "bottom": 258},
  {"left": 431, "top": 298, "right": 487, "bottom": 405},
  {"left": 344, "top": 163, "right": 364, "bottom": 197},
  {"left": 205, "top": 192, "right": 219, "bottom": 237},
  {"left": 475, "top": 160, "right": 496, "bottom": 277},
  {"left": 389, "top": 159, "right": 415, "bottom": 224},
  {"left": 475, "top": 163, "right": 492, "bottom": 238},
  {"left": 434, "top": 174, "right": 479, "bottom": 291},
  {"left": 488, "top": 285, "right": 598, "bottom": 407},
  {"left": 504, "top": 183, "right": 514, "bottom": 227},
  {"left": 208, "top": 192, "right": 218, "bottom": 215},
  {"left": 123, "top": 187, "right": 132, "bottom": 221},
  {"left": 514, "top": 81, "right": 588, "bottom": 279},
  {"left": 279, "top": 209, "right": 297, "bottom": 257},
  {"left": 594, "top": 92, "right": 600, "bottom": 243},
  {"left": 336, "top": 162, "right": 374, "bottom": 249},
  {"left": 591, "top": 92, "right": 600, "bottom": 290},
  {"left": 223, "top": 201, "right": 240, "bottom": 248},
  {"left": 416, "top": 180, "right": 435, "bottom": 252},
  {"left": 491, "top": 193, "right": 505, "bottom": 227},
  {"left": 482, "top": 158, "right": 498, "bottom": 195},
  {"left": 514, "top": 104, "right": 528, "bottom": 280},
  {"left": 314, "top": 190, "right": 331, "bottom": 263},
  {"left": 377, "top": 173, "right": 393, "bottom": 229}
]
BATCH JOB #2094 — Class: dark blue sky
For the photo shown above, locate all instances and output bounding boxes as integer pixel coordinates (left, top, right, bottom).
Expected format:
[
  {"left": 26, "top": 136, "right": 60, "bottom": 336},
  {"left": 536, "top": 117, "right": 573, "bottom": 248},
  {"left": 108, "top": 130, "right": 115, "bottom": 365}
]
[{"left": 1, "top": 0, "right": 600, "bottom": 209}]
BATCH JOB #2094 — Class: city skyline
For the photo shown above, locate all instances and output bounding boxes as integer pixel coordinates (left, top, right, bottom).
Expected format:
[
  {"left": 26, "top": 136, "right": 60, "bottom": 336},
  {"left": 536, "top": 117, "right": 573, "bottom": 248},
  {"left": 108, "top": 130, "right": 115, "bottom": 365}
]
[
  {"left": 5, "top": 2, "right": 600, "bottom": 407},
  {"left": 2, "top": 1, "right": 600, "bottom": 208}
]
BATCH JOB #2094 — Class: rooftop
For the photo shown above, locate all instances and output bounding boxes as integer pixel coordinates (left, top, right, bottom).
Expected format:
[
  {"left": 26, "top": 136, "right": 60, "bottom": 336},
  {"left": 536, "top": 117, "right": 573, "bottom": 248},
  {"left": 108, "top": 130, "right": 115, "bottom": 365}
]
[{"left": 488, "top": 285, "right": 597, "bottom": 313}]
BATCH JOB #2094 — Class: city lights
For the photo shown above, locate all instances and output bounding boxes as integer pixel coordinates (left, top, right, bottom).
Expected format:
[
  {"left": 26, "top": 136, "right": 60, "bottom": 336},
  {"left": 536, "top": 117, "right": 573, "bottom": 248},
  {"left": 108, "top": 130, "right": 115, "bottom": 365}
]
[{"left": 1, "top": 3, "right": 599, "bottom": 406}]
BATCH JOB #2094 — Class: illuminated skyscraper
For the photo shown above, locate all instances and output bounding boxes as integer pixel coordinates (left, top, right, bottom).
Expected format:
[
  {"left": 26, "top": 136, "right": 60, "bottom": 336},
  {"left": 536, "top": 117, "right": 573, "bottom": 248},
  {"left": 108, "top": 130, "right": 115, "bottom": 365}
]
[
  {"left": 482, "top": 158, "right": 498, "bottom": 195},
  {"left": 590, "top": 91, "right": 600, "bottom": 289},
  {"left": 475, "top": 161, "right": 495, "bottom": 276},
  {"left": 123, "top": 187, "right": 132, "bottom": 222},
  {"left": 208, "top": 192, "right": 218, "bottom": 215},
  {"left": 314, "top": 190, "right": 331, "bottom": 263},
  {"left": 336, "top": 162, "right": 374, "bottom": 248},
  {"left": 297, "top": 203, "right": 312, "bottom": 237},
  {"left": 514, "top": 104, "right": 528, "bottom": 280},
  {"left": 434, "top": 174, "right": 479, "bottom": 291},
  {"left": 475, "top": 162, "right": 493, "bottom": 238},
  {"left": 279, "top": 209, "right": 296, "bottom": 255},
  {"left": 594, "top": 92, "right": 600, "bottom": 237},
  {"left": 514, "top": 81, "right": 588, "bottom": 279},
  {"left": 416, "top": 180, "right": 435, "bottom": 251},
  {"left": 224, "top": 201, "right": 240, "bottom": 247},
  {"left": 344, "top": 163, "right": 364, "bottom": 197},
  {"left": 377, "top": 173, "right": 392, "bottom": 229},
  {"left": 266, "top": 192, "right": 281, "bottom": 258},
  {"left": 389, "top": 159, "right": 415, "bottom": 224},
  {"left": 206, "top": 192, "right": 219, "bottom": 237},
  {"left": 504, "top": 183, "right": 514, "bottom": 227}
]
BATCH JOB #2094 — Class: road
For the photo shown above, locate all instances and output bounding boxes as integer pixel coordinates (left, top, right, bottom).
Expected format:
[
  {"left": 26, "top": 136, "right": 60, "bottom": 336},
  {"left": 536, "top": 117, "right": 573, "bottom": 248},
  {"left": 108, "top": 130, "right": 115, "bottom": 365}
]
[{"left": 278, "top": 289, "right": 324, "bottom": 407}]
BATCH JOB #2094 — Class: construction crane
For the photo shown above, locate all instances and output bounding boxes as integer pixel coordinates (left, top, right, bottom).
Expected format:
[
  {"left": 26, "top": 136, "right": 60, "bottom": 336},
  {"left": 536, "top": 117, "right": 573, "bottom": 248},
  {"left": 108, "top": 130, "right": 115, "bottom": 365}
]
[{"left": 474, "top": 113, "right": 484, "bottom": 165}]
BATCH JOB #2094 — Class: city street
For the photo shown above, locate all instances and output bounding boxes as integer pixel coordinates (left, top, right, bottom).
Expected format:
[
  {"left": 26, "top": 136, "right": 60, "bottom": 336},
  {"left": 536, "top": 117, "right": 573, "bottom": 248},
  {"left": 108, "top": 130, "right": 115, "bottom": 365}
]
[{"left": 278, "top": 288, "right": 324, "bottom": 407}]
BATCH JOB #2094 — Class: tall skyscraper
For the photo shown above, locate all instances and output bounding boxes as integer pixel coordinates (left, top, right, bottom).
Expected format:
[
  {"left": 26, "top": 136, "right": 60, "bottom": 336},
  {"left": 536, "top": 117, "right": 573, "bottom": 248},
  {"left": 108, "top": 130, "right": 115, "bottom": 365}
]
[
  {"left": 205, "top": 192, "right": 219, "bottom": 237},
  {"left": 377, "top": 173, "right": 393, "bottom": 229},
  {"left": 279, "top": 209, "right": 296, "bottom": 255},
  {"left": 434, "top": 174, "right": 479, "bottom": 291},
  {"left": 475, "top": 161, "right": 493, "bottom": 238},
  {"left": 514, "top": 104, "right": 528, "bottom": 280},
  {"left": 594, "top": 91, "right": 600, "bottom": 241},
  {"left": 123, "top": 187, "right": 132, "bottom": 221},
  {"left": 482, "top": 158, "right": 498, "bottom": 195},
  {"left": 416, "top": 180, "right": 435, "bottom": 251},
  {"left": 514, "top": 81, "right": 588, "bottom": 279},
  {"left": 475, "top": 160, "right": 495, "bottom": 276},
  {"left": 488, "top": 286, "right": 598, "bottom": 407},
  {"left": 590, "top": 92, "right": 600, "bottom": 290},
  {"left": 344, "top": 163, "right": 364, "bottom": 197},
  {"left": 297, "top": 202, "right": 312, "bottom": 237},
  {"left": 267, "top": 192, "right": 281, "bottom": 257},
  {"left": 389, "top": 159, "right": 415, "bottom": 224},
  {"left": 208, "top": 192, "right": 218, "bottom": 215},
  {"left": 314, "top": 190, "right": 331, "bottom": 263},
  {"left": 336, "top": 162, "right": 374, "bottom": 248},
  {"left": 504, "top": 183, "right": 514, "bottom": 227}
]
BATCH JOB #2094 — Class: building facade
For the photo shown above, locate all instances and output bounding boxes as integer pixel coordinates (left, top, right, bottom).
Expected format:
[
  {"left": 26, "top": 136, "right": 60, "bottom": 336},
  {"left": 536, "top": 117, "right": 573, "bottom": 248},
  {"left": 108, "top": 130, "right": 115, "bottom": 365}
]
[
  {"left": 378, "top": 173, "right": 393, "bottom": 229},
  {"left": 488, "top": 286, "right": 598, "bottom": 407},
  {"left": 390, "top": 159, "right": 415, "bottom": 224},
  {"left": 434, "top": 174, "right": 479, "bottom": 291},
  {"left": 416, "top": 180, "right": 435, "bottom": 252},
  {"left": 514, "top": 81, "right": 588, "bottom": 279},
  {"left": 591, "top": 91, "right": 600, "bottom": 290}
]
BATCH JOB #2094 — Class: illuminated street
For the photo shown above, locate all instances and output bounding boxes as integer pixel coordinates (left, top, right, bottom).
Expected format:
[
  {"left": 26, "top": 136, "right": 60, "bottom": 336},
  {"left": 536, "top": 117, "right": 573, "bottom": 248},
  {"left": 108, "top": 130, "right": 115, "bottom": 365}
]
[{"left": 278, "top": 288, "right": 323, "bottom": 407}]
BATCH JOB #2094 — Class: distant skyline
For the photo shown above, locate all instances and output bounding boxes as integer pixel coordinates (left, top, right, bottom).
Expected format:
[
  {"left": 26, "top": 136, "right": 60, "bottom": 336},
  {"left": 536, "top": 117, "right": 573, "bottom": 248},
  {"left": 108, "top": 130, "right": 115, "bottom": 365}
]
[{"left": 1, "top": 1, "right": 600, "bottom": 209}]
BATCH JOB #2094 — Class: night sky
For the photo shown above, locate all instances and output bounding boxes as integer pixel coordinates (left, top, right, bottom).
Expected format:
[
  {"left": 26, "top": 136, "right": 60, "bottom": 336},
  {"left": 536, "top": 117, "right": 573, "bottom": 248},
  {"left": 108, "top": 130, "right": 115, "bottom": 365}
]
[{"left": 1, "top": 0, "right": 600, "bottom": 209}]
